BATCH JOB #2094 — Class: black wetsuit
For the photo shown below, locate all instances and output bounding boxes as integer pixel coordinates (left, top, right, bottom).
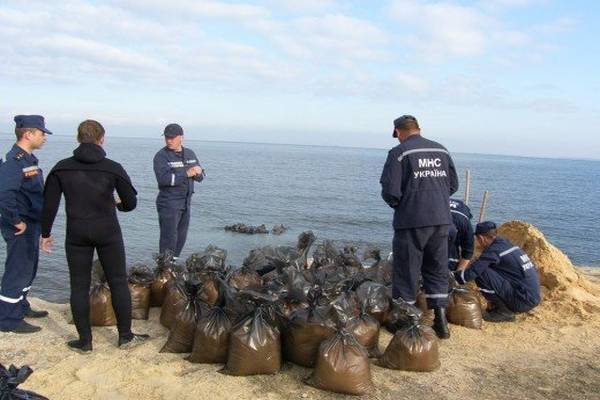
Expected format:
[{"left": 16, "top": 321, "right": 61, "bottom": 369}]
[{"left": 41, "top": 143, "right": 137, "bottom": 342}]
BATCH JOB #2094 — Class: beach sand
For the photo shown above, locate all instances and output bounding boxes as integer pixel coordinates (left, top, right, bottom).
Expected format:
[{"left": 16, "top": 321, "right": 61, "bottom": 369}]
[{"left": 1, "top": 221, "right": 599, "bottom": 400}]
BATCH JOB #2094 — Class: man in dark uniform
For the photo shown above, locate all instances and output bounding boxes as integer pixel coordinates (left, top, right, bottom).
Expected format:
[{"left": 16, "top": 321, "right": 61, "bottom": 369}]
[
  {"left": 380, "top": 115, "right": 459, "bottom": 339},
  {"left": 0, "top": 115, "right": 52, "bottom": 333},
  {"left": 454, "top": 221, "right": 541, "bottom": 322},
  {"left": 448, "top": 198, "right": 474, "bottom": 271},
  {"left": 153, "top": 123, "right": 204, "bottom": 259}
]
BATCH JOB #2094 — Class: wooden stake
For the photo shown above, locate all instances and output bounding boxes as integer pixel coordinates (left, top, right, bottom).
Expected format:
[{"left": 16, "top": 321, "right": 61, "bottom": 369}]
[
  {"left": 479, "top": 191, "right": 490, "bottom": 222},
  {"left": 464, "top": 169, "right": 471, "bottom": 205}
]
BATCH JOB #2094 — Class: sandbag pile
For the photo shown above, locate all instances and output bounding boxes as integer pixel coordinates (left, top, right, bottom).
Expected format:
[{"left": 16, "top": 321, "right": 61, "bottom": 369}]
[
  {"left": 155, "top": 232, "right": 445, "bottom": 396},
  {"left": 89, "top": 260, "right": 116, "bottom": 327},
  {"left": 0, "top": 364, "right": 49, "bottom": 400}
]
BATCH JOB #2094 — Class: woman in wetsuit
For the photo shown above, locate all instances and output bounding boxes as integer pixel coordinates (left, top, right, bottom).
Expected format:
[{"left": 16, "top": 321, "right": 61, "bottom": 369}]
[{"left": 41, "top": 120, "right": 148, "bottom": 352}]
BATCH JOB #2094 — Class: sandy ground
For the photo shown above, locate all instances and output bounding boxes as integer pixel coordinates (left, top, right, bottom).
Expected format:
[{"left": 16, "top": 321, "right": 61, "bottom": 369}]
[
  {"left": 0, "top": 275, "right": 597, "bottom": 400},
  {"left": 2, "top": 221, "right": 599, "bottom": 400}
]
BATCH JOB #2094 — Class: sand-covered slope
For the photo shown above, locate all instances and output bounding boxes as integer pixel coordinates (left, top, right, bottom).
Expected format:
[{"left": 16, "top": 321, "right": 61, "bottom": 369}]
[{"left": 1, "top": 222, "right": 599, "bottom": 400}]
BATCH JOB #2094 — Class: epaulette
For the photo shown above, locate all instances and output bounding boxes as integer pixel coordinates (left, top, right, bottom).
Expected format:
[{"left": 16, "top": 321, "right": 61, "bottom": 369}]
[{"left": 14, "top": 151, "right": 26, "bottom": 160}]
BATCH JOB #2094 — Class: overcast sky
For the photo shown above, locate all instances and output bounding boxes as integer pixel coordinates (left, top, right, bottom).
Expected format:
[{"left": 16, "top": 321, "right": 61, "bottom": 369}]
[{"left": 1, "top": 0, "right": 598, "bottom": 159}]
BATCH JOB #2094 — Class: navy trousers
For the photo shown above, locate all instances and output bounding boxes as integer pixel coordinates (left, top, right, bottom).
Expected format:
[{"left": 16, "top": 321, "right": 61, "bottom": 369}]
[
  {"left": 392, "top": 225, "right": 449, "bottom": 308},
  {"left": 0, "top": 220, "right": 40, "bottom": 329},
  {"left": 471, "top": 268, "right": 540, "bottom": 313},
  {"left": 158, "top": 206, "right": 191, "bottom": 257}
]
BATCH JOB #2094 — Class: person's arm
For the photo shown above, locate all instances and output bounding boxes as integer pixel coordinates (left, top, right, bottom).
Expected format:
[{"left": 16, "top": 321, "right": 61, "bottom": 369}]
[
  {"left": 115, "top": 167, "right": 138, "bottom": 212},
  {"left": 455, "top": 251, "right": 498, "bottom": 284},
  {"left": 41, "top": 172, "right": 63, "bottom": 238},
  {"left": 459, "top": 218, "right": 474, "bottom": 260},
  {"left": 188, "top": 151, "right": 205, "bottom": 183},
  {"left": 153, "top": 152, "right": 187, "bottom": 188},
  {"left": 447, "top": 153, "right": 459, "bottom": 196},
  {"left": 0, "top": 161, "right": 24, "bottom": 226},
  {"left": 380, "top": 150, "right": 403, "bottom": 208}
]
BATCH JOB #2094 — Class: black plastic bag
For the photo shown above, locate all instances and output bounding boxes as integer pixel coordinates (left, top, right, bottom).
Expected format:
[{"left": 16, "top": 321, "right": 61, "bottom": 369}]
[
  {"left": 161, "top": 281, "right": 202, "bottom": 353},
  {"left": 159, "top": 274, "right": 188, "bottom": 329},
  {"left": 186, "top": 245, "right": 228, "bottom": 273},
  {"left": 305, "top": 330, "right": 373, "bottom": 396},
  {"left": 128, "top": 264, "right": 154, "bottom": 320},
  {"left": 227, "top": 266, "right": 262, "bottom": 291},
  {"left": 89, "top": 260, "right": 116, "bottom": 326},
  {"left": 282, "top": 291, "right": 335, "bottom": 367},
  {"left": 447, "top": 288, "right": 483, "bottom": 329},
  {"left": 355, "top": 280, "right": 390, "bottom": 323},
  {"left": 0, "top": 364, "right": 49, "bottom": 400},
  {"left": 378, "top": 322, "right": 440, "bottom": 372},
  {"left": 187, "top": 304, "right": 232, "bottom": 364},
  {"left": 221, "top": 305, "right": 281, "bottom": 376},
  {"left": 150, "top": 251, "right": 179, "bottom": 307}
]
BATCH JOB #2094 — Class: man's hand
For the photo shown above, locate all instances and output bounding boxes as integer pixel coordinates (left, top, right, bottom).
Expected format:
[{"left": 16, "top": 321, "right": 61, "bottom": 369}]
[
  {"left": 457, "top": 258, "right": 471, "bottom": 271},
  {"left": 14, "top": 221, "right": 27, "bottom": 236},
  {"left": 41, "top": 236, "right": 54, "bottom": 254},
  {"left": 186, "top": 166, "right": 203, "bottom": 177}
]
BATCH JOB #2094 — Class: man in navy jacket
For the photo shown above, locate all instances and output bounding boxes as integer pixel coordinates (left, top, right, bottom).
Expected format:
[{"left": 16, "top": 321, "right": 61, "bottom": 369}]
[
  {"left": 380, "top": 115, "right": 459, "bottom": 339},
  {"left": 153, "top": 124, "right": 204, "bottom": 259},
  {"left": 454, "top": 221, "right": 541, "bottom": 322}
]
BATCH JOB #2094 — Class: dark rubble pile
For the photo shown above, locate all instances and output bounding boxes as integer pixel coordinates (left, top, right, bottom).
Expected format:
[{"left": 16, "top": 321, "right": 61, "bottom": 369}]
[
  {"left": 224, "top": 223, "right": 289, "bottom": 235},
  {"left": 144, "top": 232, "right": 481, "bottom": 396}
]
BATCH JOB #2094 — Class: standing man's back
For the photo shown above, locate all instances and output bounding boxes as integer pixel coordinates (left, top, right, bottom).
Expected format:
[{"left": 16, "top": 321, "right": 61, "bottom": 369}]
[
  {"left": 380, "top": 115, "right": 459, "bottom": 339},
  {"left": 153, "top": 123, "right": 204, "bottom": 259}
]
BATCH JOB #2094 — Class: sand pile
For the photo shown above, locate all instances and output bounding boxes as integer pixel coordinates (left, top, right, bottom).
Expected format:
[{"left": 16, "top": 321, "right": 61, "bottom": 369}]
[{"left": 498, "top": 220, "right": 600, "bottom": 318}]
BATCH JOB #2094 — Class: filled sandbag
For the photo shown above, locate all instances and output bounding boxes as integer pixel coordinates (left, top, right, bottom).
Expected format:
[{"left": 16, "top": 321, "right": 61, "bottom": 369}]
[
  {"left": 347, "top": 312, "right": 381, "bottom": 358},
  {"left": 282, "top": 294, "right": 335, "bottom": 367},
  {"left": 89, "top": 262, "right": 116, "bottom": 326},
  {"left": 159, "top": 277, "right": 187, "bottom": 329},
  {"left": 128, "top": 264, "right": 154, "bottom": 320},
  {"left": 355, "top": 280, "right": 390, "bottom": 324},
  {"left": 161, "top": 282, "right": 201, "bottom": 353},
  {"left": 306, "top": 330, "right": 373, "bottom": 396},
  {"left": 0, "top": 364, "right": 49, "bottom": 400},
  {"left": 150, "top": 252, "right": 178, "bottom": 307},
  {"left": 447, "top": 288, "right": 483, "bottom": 329},
  {"left": 197, "top": 273, "right": 221, "bottom": 306},
  {"left": 222, "top": 306, "right": 281, "bottom": 376},
  {"left": 378, "top": 321, "right": 440, "bottom": 372},
  {"left": 187, "top": 306, "right": 232, "bottom": 364},
  {"left": 227, "top": 265, "right": 262, "bottom": 291},
  {"left": 186, "top": 245, "right": 228, "bottom": 273}
]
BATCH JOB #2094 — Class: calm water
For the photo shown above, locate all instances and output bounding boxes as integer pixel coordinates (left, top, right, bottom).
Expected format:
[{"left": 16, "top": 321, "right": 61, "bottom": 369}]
[{"left": 1, "top": 135, "right": 598, "bottom": 302}]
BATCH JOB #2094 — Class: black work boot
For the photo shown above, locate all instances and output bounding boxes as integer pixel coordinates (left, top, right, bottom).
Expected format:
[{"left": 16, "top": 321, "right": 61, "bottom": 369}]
[
  {"left": 432, "top": 307, "right": 450, "bottom": 339},
  {"left": 25, "top": 308, "right": 49, "bottom": 318},
  {"left": 483, "top": 300, "right": 516, "bottom": 323},
  {"left": 0, "top": 320, "right": 42, "bottom": 334},
  {"left": 67, "top": 339, "right": 93, "bottom": 354}
]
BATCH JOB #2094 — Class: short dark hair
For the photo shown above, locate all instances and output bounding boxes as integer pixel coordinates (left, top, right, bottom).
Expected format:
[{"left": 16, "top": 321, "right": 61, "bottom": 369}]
[
  {"left": 77, "top": 120, "right": 105, "bottom": 144},
  {"left": 396, "top": 119, "right": 419, "bottom": 131},
  {"left": 15, "top": 127, "right": 37, "bottom": 141},
  {"left": 478, "top": 229, "right": 497, "bottom": 240}
]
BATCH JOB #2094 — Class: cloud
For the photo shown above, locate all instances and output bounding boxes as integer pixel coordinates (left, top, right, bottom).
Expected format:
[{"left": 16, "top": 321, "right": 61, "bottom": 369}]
[{"left": 390, "top": 0, "right": 494, "bottom": 59}]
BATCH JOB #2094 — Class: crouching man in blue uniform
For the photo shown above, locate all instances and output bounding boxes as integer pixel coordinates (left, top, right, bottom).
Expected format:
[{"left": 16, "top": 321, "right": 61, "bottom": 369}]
[
  {"left": 454, "top": 221, "right": 541, "bottom": 322},
  {"left": 448, "top": 198, "right": 474, "bottom": 271},
  {"left": 380, "top": 115, "right": 459, "bottom": 339},
  {"left": 153, "top": 123, "right": 204, "bottom": 259},
  {"left": 0, "top": 115, "right": 52, "bottom": 333}
]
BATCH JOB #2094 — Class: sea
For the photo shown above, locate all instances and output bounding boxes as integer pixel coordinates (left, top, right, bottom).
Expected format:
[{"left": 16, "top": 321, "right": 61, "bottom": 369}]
[{"left": 0, "top": 135, "right": 598, "bottom": 302}]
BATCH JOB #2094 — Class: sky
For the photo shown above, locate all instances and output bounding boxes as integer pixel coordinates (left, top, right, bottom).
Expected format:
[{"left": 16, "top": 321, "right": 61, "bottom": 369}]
[{"left": 0, "top": 0, "right": 599, "bottom": 159}]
